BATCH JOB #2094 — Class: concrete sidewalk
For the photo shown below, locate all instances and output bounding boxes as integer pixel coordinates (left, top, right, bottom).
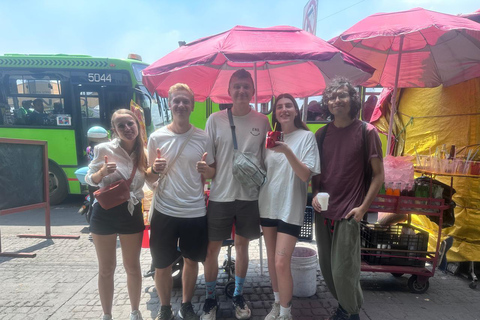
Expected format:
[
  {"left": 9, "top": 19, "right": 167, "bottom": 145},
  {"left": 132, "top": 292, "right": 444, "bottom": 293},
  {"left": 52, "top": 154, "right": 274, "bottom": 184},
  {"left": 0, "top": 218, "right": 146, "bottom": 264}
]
[{"left": 1, "top": 199, "right": 479, "bottom": 320}]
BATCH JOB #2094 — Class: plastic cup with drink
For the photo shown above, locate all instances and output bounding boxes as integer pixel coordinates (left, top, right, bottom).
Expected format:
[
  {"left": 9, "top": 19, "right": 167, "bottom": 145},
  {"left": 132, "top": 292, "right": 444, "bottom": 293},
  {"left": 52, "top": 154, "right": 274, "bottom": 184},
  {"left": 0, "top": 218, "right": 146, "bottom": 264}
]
[
  {"left": 316, "top": 192, "right": 329, "bottom": 211},
  {"left": 266, "top": 123, "right": 284, "bottom": 149}
]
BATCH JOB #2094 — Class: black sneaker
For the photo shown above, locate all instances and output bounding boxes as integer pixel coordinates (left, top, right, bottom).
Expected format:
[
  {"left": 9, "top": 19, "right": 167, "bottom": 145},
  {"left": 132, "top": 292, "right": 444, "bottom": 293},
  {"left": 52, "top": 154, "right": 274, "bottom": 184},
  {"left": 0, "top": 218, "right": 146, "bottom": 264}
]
[
  {"left": 328, "top": 307, "right": 349, "bottom": 320},
  {"left": 200, "top": 298, "right": 218, "bottom": 320},
  {"left": 232, "top": 295, "right": 251, "bottom": 319},
  {"left": 179, "top": 302, "right": 199, "bottom": 320},
  {"left": 156, "top": 305, "right": 174, "bottom": 320}
]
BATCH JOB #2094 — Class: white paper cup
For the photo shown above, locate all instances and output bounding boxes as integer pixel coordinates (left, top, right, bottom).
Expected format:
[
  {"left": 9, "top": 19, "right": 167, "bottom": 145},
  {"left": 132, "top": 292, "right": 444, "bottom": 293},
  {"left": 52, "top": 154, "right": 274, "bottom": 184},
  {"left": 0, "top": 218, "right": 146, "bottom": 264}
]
[{"left": 316, "top": 192, "right": 329, "bottom": 211}]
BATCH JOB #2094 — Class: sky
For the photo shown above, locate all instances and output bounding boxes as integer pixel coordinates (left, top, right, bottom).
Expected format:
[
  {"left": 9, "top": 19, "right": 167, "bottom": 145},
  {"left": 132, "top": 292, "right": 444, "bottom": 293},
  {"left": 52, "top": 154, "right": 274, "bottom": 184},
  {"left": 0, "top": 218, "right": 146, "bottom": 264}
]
[{"left": 0, "top": 0, "right": 478, "bottom": 65}]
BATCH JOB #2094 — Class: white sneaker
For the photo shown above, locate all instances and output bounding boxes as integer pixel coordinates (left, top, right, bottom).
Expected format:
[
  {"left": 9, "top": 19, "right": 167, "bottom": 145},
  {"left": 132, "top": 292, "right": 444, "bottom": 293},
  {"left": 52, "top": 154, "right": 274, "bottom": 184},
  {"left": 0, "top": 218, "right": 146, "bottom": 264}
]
[
  {"left": 130, "top": 310, "right": 143, "bottom": 320},
  {"left": 200, "top": 298, "right": 218, "bottom": 320},
  {"left": 265, "top": 302, "right": 280, "bottom": 320},
  {"left": 102, "top": 315, "right": 113, "bottom": 320},
  {"left": 232, "top": 295, "right": 251, "bottom": 320}
]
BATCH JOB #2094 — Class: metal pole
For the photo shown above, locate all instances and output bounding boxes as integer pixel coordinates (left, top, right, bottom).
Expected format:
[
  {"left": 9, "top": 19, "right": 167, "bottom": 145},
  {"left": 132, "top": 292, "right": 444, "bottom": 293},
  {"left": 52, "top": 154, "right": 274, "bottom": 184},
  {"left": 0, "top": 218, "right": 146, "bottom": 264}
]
[
  {"left": 386, "top": 35, "right": 404, "bottom": 155},
  {"left": 302, "top": 98, "right": 309, "bottom": 122},
  {"left": 254, "top": 63, "right": 258, "bottom": 111}
]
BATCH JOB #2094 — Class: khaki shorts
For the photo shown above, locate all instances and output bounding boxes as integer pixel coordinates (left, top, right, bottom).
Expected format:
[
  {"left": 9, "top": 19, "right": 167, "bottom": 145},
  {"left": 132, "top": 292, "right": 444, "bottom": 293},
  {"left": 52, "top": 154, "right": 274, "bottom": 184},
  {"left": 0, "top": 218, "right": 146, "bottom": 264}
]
[{"left": 207, "top": 200, "right": 261, "bottom": 241}]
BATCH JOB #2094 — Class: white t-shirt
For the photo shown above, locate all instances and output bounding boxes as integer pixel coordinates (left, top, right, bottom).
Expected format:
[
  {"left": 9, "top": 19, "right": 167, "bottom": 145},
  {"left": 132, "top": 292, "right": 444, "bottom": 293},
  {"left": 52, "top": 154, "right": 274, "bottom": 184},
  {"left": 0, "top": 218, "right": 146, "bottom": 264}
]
[
  {"left": 147, "top": 126, "right": 210, "bottom": 218},
  {"left": 258, "top": 129, "right": 320, "bottom": 226},
  {"left": 85, "top": 138, "right": 145, "bottom": 215},
  {"left": 205, "top": 109, "right": 271, "bottom": 202}
]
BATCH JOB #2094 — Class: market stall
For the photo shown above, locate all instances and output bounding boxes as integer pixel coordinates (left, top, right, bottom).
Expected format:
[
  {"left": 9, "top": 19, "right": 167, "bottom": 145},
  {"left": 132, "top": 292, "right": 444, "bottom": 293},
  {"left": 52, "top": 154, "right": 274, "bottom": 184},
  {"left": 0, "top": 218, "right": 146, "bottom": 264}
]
[{"left": 371, "top": 77, "right": 480, "bottom": 268}]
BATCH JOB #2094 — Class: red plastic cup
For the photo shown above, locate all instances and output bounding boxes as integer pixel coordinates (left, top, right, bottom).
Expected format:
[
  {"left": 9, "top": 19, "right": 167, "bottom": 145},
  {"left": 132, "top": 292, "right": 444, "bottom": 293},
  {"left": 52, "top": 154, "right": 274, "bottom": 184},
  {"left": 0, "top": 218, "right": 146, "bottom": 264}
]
[
  {"left": 265, "top": 131, "right": 284, "bottom": 148},
  {"left": 471, "top": 161, "right": 480, "bottom": 175}
]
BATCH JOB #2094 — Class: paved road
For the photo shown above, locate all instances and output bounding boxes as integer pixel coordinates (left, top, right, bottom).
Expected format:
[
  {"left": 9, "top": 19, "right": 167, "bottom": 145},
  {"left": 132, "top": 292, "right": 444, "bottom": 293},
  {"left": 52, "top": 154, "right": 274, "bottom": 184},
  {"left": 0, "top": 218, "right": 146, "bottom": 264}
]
[{"left": 0, "top": 197, "right": 479, "bottom": 320}]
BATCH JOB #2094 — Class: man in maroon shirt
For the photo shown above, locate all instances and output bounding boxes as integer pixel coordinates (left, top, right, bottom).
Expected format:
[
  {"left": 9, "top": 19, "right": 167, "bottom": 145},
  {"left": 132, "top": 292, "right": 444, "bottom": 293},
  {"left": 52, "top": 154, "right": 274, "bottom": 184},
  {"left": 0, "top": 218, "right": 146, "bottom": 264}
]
[{"left": 312, "top": 78, "right": 384, "bottom": 320}]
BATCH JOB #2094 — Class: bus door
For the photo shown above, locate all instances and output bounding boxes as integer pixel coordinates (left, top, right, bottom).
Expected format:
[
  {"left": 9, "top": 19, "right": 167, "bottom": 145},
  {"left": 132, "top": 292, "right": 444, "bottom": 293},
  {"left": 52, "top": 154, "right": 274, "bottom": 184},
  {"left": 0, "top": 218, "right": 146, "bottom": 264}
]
[
  {"left": 74, "top": 84, "right": 131, "bottom": 164},
  {"left": 74, "top": 85, "right": 106, "bottom": 162}
]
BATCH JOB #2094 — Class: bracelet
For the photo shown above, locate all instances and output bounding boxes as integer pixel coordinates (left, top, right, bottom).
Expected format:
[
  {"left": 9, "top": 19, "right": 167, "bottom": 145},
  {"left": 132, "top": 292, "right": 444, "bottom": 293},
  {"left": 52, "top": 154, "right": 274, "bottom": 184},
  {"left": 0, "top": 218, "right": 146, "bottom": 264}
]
[{"left": 151, "top": 165, "right": 160, "bottom": 175}]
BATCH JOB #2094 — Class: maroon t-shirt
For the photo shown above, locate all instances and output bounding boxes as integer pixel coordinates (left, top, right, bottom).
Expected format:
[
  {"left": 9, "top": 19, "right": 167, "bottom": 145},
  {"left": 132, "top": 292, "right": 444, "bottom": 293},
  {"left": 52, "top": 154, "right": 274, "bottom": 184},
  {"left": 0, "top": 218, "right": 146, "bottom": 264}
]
[{"left": 314, "top": 119, "right": 383, "bottom": 220}]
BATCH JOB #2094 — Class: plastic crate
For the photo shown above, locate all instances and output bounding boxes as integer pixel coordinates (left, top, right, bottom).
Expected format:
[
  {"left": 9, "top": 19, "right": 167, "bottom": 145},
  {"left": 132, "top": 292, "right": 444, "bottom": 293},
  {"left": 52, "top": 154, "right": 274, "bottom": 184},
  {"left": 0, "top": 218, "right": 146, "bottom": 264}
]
[
  {"left": 361, "top": 222, "right": 428, "bottom": 267},
  {"left": 299, "top": 206, "right": 314, "bottom": 241}
]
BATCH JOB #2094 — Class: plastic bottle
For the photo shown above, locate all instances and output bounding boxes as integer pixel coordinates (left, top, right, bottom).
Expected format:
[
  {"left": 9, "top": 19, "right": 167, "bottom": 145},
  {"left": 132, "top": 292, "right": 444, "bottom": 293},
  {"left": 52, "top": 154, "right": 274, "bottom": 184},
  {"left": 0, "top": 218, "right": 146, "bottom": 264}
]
[
  {"left": 386, "top": 182, "right": 394, "bottom": 195},
  {"left": 379, "top": 183, "right": 386, "bottom": 195},
  {"left": 393, "top": 182, "right": 401, "bottom": 196},
  {"left": 449, "top": 145, "right": 456, "bottom": 160},
  {"left": 408, "top": 183, "right": 416, "bottom": 197}
]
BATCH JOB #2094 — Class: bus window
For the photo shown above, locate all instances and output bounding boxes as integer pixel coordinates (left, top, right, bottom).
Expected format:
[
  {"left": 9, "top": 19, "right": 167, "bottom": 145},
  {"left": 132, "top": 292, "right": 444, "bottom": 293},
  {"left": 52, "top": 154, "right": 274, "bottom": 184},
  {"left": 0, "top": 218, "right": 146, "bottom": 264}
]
[
  {"left": 80, "top": 91, "right": 100, "bottom": 118},
  {"left": 105, "top": 88, "right": 130, "bottom": 118},
  {"left": 1, "top": 74, "right": 69, "bottom": 127}
]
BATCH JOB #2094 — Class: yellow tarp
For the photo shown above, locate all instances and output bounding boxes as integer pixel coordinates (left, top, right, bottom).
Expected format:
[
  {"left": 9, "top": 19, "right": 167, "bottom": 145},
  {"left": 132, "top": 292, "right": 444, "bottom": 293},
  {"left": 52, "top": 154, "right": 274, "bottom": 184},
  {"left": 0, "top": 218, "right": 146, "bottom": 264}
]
[{"left": 374, "top": 77, "right": 480, "bottom": 262}]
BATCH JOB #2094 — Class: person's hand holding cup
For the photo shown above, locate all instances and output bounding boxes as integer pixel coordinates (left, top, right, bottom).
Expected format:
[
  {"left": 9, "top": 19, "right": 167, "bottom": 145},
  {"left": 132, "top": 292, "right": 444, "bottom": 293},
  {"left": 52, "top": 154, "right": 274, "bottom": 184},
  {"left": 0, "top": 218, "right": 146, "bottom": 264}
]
[{"left": 313, "top": 192, "right": 329, "bottom": 212}]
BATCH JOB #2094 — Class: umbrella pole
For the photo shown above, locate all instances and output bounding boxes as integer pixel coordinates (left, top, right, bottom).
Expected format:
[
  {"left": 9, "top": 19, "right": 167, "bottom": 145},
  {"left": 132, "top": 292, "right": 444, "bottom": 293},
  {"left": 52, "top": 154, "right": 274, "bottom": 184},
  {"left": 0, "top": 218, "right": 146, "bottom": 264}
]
[
  {"left": 386, "top": 35, "right": 404, "bottom": 155},
  {"left": 254, "top": 62, "right": 258, "bottom": 111}
]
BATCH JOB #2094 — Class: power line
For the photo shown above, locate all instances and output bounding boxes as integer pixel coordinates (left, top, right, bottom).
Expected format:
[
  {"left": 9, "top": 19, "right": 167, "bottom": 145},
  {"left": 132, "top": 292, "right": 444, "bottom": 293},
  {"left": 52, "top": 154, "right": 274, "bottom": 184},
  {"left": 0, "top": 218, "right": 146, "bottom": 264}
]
[{"left": 317, "top": 0, "right": 368, "bottom": 22}]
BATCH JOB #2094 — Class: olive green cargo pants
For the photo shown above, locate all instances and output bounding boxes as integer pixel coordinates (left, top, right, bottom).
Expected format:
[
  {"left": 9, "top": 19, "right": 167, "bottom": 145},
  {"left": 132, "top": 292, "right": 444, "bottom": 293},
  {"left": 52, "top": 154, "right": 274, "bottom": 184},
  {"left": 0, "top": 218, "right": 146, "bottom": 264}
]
[{"left": 315, "top": 214, "right": 363, "bottom": 315}]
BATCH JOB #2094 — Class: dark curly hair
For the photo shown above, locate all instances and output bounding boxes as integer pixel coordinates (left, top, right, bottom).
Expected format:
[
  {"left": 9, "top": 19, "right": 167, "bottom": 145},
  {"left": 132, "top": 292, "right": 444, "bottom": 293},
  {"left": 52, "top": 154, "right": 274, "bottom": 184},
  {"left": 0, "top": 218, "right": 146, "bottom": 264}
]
[{"left": 321, "top": 77, "right": 361, "bottom": 120}]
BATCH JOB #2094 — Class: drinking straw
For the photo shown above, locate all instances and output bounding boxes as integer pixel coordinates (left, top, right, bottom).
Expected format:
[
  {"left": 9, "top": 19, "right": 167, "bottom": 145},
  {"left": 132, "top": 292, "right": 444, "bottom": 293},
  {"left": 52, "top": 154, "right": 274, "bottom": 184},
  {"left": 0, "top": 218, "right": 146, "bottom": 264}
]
[
  {"left": 464, "top": 149, "right": 473, "bottom": 174},
  {"left": 471, "top": 147, "right": 479, "bottom": 161},
  {"left": 273, "top": 122, "right": 277, "bottom": 132},
  {"left": 466, "top": 149, "right": 473, "bottom": 162}
]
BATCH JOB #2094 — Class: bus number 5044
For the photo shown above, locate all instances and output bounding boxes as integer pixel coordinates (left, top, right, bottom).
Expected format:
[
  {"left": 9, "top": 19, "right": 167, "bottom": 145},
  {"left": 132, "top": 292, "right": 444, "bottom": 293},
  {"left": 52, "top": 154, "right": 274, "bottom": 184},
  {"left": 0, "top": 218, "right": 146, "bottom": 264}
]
[{"left": 88, "top": 73, "right": 112, "bottom": 83}]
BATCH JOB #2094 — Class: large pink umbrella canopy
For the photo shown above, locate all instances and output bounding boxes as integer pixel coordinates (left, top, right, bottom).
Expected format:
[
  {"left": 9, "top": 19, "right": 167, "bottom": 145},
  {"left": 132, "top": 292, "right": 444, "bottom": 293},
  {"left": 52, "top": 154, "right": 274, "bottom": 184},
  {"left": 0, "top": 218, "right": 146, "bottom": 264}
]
[
  {"left": 329, "top": 7, "right": 480, "bottom": 153},
  {"left": 330, "top": 7, "right": 480, "bottom": 88},
  {"left": 143, "top": 25, "right": 374, "bottom": 103}
]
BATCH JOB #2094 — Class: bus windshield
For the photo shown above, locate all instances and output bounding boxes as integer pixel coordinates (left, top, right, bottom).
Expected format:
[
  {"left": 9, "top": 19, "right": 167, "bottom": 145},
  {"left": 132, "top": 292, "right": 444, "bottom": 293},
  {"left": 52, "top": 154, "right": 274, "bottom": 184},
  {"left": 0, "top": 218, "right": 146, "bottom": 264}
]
[{"left": 132, "top": 63, "right": 147, "bottom": 83}]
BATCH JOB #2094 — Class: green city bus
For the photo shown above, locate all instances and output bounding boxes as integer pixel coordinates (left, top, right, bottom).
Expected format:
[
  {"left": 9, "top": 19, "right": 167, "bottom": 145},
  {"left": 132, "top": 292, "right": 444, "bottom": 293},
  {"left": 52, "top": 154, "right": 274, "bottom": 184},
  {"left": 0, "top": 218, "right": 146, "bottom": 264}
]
[{"left": 0, "top": 53, "right": 167, "bottom": 204}]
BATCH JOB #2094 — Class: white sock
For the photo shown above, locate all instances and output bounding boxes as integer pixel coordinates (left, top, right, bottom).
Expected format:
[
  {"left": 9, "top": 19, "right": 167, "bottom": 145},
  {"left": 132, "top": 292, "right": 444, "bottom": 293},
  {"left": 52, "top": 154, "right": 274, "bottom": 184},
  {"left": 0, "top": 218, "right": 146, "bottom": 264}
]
[
  {"left": 273, "top": 292, "right": 280, "bottom": 303},
  {"left": 280, "top": 305, "right": 291, "bottom": 317}
]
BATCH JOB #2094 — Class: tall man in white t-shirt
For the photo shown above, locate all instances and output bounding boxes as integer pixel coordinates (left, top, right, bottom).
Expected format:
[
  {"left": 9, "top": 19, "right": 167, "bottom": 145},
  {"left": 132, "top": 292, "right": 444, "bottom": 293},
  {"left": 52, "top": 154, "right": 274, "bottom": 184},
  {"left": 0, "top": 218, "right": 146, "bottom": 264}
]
[
  {"left": 146, "top": 83, "right": 215, "bottom": 320},
  {"left": 201, "top": 69, "right": 271, "bottom": 320}
]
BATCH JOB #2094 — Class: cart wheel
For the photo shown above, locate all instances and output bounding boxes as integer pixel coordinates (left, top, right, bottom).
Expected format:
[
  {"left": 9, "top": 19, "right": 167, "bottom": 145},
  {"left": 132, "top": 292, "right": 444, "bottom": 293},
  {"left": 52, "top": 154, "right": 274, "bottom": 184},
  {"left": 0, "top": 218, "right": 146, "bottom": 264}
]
[
  {"left": 469, "top": 281, "right": 477, "bottom": 289},
  {"left": 408, "top": 275, "right": 429, "bottom": 294},
  {"left": 225, "top": 280, "right": 235, "bottom": 299},
  {"left": 391, "top": 273, "right": 404, "bottom": 278}
]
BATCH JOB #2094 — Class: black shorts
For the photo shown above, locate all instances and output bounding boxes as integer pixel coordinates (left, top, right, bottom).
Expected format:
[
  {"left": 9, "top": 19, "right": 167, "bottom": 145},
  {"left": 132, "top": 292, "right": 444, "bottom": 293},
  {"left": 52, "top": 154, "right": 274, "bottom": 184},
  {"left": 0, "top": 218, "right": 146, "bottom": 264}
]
[
  {"left": 89, "top": 202, "right": 145, "bottom": 235},
  {"left": 260, "top": 218, "right": 302, "bottom": 238},
  {"left": 150, "top": 210, "right": 208, "bottom": 269},
  {"left": 207, "top": 200, "right": 261, "bottom": 241}
]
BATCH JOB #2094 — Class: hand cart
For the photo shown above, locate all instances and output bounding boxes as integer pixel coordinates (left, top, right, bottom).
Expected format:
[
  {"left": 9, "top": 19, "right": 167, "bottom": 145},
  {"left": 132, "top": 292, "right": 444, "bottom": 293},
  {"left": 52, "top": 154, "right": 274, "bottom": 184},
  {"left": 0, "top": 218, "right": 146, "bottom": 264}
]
[
  {"left": 416, "top": 168, "right": 480, "bottom": 290},
  {"left": 361, "top": 194, "right": 449, "bottom": 293}
]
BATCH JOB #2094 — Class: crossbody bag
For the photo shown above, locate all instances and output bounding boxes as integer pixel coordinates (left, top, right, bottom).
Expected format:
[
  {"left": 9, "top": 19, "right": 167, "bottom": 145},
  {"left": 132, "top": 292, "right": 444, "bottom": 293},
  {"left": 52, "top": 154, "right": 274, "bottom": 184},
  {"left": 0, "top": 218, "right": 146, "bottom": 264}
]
[{"left": 227, "top": 108, "right": 267, "bottom": 189}]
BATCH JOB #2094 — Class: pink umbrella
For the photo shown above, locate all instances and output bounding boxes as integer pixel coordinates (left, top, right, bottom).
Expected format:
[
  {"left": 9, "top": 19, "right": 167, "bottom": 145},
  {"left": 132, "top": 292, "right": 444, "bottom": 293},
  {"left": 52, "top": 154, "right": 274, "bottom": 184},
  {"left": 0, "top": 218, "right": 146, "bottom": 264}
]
[
  {"left": 142, "top": 25, "right": 374, "bottom": 104},
  {"left": 329, "top": 7, "right": 480, "bottom": 153},
  {"left": 460, "top": 9, "right": 480, "bottom": 23}
]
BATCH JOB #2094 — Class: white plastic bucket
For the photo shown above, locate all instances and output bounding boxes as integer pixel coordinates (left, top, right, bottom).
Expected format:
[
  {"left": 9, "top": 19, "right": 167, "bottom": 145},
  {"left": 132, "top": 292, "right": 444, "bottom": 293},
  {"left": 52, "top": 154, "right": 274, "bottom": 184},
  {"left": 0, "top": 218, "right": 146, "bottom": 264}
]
[{"left": 291, "top": 246, "right": 318, "bottom": 297}]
